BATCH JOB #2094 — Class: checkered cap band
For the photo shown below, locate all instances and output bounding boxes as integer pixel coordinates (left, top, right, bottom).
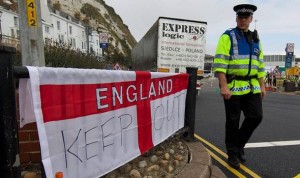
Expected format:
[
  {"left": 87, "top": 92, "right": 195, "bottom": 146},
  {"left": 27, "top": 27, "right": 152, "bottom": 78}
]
[{"left": 236, "top": 8, "right": 253, "bottom": 14}]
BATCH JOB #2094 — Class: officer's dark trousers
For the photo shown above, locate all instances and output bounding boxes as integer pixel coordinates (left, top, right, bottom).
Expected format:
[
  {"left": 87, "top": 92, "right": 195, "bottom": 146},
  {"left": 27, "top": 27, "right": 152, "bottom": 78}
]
[{"left": 224, "top": 93, "right": 263, "bottom": 155}]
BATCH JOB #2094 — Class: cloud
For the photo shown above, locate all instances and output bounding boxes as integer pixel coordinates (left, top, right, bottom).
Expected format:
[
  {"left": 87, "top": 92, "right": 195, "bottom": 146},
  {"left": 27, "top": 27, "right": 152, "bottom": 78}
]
[{"left": 106, "top": 0, "right": 300, "bottom": 56}]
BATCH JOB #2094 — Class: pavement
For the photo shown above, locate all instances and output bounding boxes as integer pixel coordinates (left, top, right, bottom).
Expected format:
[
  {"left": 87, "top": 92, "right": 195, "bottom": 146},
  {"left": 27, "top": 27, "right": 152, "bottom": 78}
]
[
  {"left": 21, "top": 133, "right": 227, "bottom": 178},
  {"left": 275, "top": 90, "right": 300, "bottom": 95},
  {"left": 176, "top": 138, "right": 226, "bottom": 178}
]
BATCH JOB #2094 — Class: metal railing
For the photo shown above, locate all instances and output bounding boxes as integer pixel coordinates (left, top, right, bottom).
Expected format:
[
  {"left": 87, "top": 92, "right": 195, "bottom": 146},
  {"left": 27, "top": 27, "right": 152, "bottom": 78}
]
[
  {"left": 0, "top": 35, "right": 21, "bottom": 50},
  {"left": 0, "top": 45, "right": 21, "bottom": 178}
]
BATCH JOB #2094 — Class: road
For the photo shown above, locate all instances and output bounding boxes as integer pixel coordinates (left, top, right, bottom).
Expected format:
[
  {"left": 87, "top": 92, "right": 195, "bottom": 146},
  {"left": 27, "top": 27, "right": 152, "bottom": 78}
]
[{"left": 194, "top": 78, "right": 300, "bottom": 178}]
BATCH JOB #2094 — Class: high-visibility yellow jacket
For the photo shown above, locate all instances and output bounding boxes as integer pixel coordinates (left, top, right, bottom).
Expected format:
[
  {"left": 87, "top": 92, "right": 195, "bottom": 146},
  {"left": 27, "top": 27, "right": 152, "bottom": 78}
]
[{"left": 213, "top": 28, "right": 265, "bottom": 95}]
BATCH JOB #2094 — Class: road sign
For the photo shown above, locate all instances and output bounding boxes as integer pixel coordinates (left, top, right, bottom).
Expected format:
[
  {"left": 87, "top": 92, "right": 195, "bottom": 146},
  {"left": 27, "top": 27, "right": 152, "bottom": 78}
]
[
  {"left": 285, "top": 56, "right": 292, "bottom": 68},
  {"left": 286, "top": 56, "right": 292, "bottom": 62},
  {"left": 287, "top": 52, "right": 294, "bottom": 57},
  {"left": 285, "top": 51, "right": 294, "bottom": 68},
  {"left": 100, "top": 33, "right": 108, "bottom": 48},
  {"left": 286, "top": 43, "right": 294, "bottom": 53},
  {"left": 285, "top": 61, "right": 292, "bottom": 68},
  {"left": 100, "top": 43, "right": 108, "bottom": 48}
]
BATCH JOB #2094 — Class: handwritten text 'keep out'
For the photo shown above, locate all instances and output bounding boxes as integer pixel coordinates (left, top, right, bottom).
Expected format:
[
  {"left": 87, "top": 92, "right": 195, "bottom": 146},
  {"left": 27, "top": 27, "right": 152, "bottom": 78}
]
[{"left": 58, "top": 92, "right": 186, "bottom": 168}]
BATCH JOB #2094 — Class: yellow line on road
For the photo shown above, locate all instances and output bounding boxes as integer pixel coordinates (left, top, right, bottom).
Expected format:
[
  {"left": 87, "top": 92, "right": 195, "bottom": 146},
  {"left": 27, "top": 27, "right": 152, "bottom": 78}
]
[
  {"left": 194, "top": 134, "right": 261, "bottom": 178},
  {"left": 206, "top": 148, "right": 246, "bottom": 178},
  {"left": 294, "top": 173, "right": 300, "bottom": 178}
]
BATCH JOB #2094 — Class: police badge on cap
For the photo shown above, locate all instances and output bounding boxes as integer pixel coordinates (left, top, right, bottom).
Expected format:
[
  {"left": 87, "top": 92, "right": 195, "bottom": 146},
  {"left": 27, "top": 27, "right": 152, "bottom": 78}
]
[{"left": 233, "top": 4, "right": 257, "bottom": 16}]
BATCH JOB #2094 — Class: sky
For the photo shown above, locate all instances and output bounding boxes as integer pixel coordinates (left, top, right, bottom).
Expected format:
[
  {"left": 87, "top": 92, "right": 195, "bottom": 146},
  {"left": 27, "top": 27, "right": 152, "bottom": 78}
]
[{"left": 106, "top": 0, "right": 300, "bottom": 57}]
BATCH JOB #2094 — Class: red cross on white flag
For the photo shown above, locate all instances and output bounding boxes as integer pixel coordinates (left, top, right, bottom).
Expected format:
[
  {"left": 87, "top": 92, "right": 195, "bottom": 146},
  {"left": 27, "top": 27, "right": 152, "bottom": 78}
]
[{"left": 19, "top": 67, "right": 189, "bottom": 178}]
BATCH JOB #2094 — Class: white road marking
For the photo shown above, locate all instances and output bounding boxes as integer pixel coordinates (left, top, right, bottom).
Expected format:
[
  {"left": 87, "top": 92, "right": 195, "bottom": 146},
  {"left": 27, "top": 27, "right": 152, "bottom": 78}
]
[{"left": 245, "top": 140, "right": 300, "bottom": 148}]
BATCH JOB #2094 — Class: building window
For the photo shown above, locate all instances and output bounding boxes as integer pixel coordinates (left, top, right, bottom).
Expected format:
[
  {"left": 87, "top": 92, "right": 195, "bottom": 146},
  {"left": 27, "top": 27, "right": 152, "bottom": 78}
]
[
  {"left": 57, "top": 21, "right": 61, "bottom": 30},
  {"left": 72, "top": 38, "right": 76, "bottom": 48},
  {"left": 279, "top": 55, "right": 284, "bottom": 62},
  {"left": 45, "top": 26, "right": 50, "bottom": 34},
  {"left": 17, "top": 30, "right": 20, "bottom": 38},
  {"left": 11, "top": 29, "right": 15, "bottom": 37},
  {"left": 14, "top": 17, "right": 18, "bottom": 27},
  {"left": 82, "top": 31, "right": 85, "bottom": 38},
  {"left": 69, "top": 26, "right": 72, "bottom": 35},
  {"left": 82, "top": 41, "right": 86, "bottom": 50},
  {"left": 69, "top": 37, "right": 76, "bottom": 48},
  {"left": 90, "top": 44, "right": 94, "bottom": 53},
  {"left": 59, "top": 34, "right": 64, "bottom": 44},
  {"left": 264, "top": 56, "right": 270, "bottom": 62}
]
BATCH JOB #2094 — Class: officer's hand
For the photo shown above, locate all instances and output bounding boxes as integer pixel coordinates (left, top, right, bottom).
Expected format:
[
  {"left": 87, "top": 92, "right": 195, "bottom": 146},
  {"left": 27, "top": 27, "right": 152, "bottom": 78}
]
[
  {"left": 261, "top": 88, "right": 266, "bottom": 99},
  {"left": 220, "top": 86, "right": 231, "bottom": 100}
]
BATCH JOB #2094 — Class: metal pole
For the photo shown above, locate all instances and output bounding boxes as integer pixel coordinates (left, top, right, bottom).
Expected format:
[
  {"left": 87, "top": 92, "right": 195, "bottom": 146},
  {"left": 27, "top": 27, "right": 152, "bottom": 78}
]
[
  {"left": 0, "top": 10, "right": 2, "bottom": 43},
  {"left": 85, "top": 26, "right": 92, "bottom": 54},
  {"left": 183, "top": 67, "right": 198, "bottom": 141},
  {"left": 0, "top": 45, "right": 21, "bottom": 178},
  {"left": 86, "top": 33, "right": 89, "bottom": 54}
]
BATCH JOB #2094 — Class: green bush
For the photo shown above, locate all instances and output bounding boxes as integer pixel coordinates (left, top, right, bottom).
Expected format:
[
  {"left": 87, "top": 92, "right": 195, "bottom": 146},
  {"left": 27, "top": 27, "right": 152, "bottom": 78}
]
[{"left": 14, "top": 45, "right": 107, "bottom": 69}]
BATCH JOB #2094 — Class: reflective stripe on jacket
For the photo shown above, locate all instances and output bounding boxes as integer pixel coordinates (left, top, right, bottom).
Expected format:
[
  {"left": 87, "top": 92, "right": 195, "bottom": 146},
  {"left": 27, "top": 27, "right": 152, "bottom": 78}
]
[{"left": 213, "top": 28, "right": 265, "bottom": 95}]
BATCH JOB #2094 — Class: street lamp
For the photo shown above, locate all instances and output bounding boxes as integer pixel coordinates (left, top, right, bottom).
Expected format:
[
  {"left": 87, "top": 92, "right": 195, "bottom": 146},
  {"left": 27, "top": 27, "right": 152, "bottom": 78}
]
[
  {"left": 85, "top": 26, "right": 92, "bottom": 53},
  {"left": 254, "top": 19, "right": 257, "bottom": 30},
  {"left": 0, "top": 11, "right": 3, "bottom": 43}
]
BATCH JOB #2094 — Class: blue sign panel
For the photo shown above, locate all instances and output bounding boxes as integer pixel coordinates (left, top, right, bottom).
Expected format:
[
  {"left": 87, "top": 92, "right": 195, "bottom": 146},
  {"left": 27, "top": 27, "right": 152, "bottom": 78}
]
[
  {"left": 287, "top": 52, "right": 294, "bottom": 57},
  {"left": 285, "top": 62, "right": 291, "bottom": 68},
  {"left": 285, "top": 46, "right": 293, "bottom": 68},
  {"left": 285, "top": 55, "right": 293, "bottom": 68},
  {"left": 286, "top": 57, "right": 292, "bottom": 62},
  {"left": 100, "top": 43, "right": 108, "bottom": 48}
]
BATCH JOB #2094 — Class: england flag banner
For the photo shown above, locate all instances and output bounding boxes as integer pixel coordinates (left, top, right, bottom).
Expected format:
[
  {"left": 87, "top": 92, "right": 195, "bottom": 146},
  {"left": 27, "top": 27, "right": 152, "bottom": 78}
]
[{"left": 19, "top": 67, "right": 189, "bottom": 178}]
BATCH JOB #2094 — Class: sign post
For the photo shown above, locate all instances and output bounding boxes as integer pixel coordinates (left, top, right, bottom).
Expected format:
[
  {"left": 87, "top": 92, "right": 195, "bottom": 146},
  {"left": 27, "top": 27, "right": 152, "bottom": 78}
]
[
  {"left": 99, "top": 33, "right": 108, "bottom": 56},
  {"left": 85, "top": 26, "right": 93, "bottom": 54},
  {"left": 285, "top": 43, "right": 294, "bottom": 69}
]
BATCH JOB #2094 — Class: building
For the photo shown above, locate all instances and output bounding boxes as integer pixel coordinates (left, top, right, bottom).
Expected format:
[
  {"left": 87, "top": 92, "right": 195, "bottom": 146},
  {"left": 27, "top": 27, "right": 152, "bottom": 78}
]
[
  {"left": 0, "top": 3, "right": 103, "bottom": 56},
  {"left": 264, "top": 54, "right": 298, "bottom": 71},
  {"left": 0, "top": 7, "right": 20, "bottom": 49},
  {"left": 204, "top": 54, "right": 299, "bottom": 77}
]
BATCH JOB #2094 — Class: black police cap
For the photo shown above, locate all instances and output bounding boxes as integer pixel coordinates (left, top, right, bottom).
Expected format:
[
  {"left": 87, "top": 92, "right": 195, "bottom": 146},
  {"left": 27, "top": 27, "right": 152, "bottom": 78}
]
[{"left": 233, "top": 4, "right": 257, "bottom": 16}]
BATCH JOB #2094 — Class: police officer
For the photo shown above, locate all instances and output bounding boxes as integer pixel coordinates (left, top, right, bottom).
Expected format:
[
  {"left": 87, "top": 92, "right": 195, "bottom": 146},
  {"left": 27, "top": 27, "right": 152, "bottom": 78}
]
[{"left": 213, "top": 4, "right": 266, "bottom": 169}]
